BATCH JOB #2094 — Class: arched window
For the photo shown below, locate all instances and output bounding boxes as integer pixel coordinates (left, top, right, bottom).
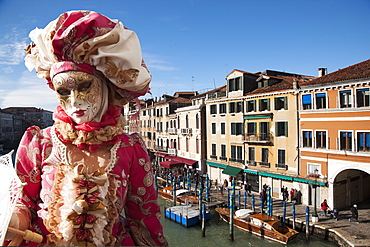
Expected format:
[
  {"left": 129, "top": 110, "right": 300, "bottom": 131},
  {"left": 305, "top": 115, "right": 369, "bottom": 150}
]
[
  {"left": 178, "top": 116, "right": 180, "bottom": 129},
  {"left": 196, "top": 138, "right": 199, "bottom": 153},
  {"left": 196, "top": 114, "right": 199, "bottom": 129},
  {"left": 186, "top": 138, "right": 189, "bottom": 152},
  {"left": 186, "top": 115, "right": 189, "bottom": 128}
]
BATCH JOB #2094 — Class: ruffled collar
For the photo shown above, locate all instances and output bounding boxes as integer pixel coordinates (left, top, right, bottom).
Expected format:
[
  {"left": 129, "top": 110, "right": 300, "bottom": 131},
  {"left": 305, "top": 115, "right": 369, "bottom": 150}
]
[{"left": 53, "top": 105, "right": 124, "bottom": 152}]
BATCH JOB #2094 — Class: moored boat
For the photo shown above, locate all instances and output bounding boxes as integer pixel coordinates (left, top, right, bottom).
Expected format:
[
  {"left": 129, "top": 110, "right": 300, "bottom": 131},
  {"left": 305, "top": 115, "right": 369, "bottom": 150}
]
[
  {"left": 165, "top": 205, "right": 210, "bottom": 227},
  {"left": 158, "top": 187, "right": 199, "bottom": 204},
  {"left": 215, "top": 208, "right": 298, "bottom": 244}
]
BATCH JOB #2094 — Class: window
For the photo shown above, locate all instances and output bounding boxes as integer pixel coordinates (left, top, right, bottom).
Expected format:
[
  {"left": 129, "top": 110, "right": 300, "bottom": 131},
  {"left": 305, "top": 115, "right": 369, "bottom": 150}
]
[
  {"left": 302, "top": 94, "right": 312, "bottom": 110},
  {"left": 247, "top": 122, "right": 256, "bottom": 135},
  {"left": 259, "top": 122, "right": 269, "bottom": 141},
  {"left": 221, "top": 144, "right": 226, "bottom": 160},
  {"left": 316, "top": 131, "right": 327, "bottom": 148},
  {"left": 357, "top": 88, "right": 370, "bottom": 107},
  {"left": 259, "top": 98, "right": 270, "bottom": 111},
  {"left": 339, "top": 90, "right": 352, "bottom": 108},
  {"left": 231, "top": 123, "right": 243, "bottom": 135},
  {"left": 248, "top": 147, "right": 255, "bottom": 165},
  {"left": 229, "top": 101, "right": 243, "bottom": 113},
  {"left": 228, "top": 77, "right": 242, "bottom": 92},
  {"left": 210, "top": 104, "right": 217, "bottom": 114},
  {"left": 221, "top": 122, "right": 226, "bottom": 135},
  {"left": 303, "top": 131, "right": 313, "bottom": 147},
  {"left": 211, "top": 143, "right": 217, "bottom": 158},
  {"left": 340, "top": 131, "right": 352, "bottom": 151},
  {"left": 246, "top": 100, "right": 256, "bottom": 112},
  {"left": 278, "top": 149, "right": 286, "bottom": 165},
  {"left": 211, "top": 123, "right": 216, "bottom": 134},
  {"left": 276, "top": 122, "right": 288, "bottom": 137},
  {"left": 196, "top": 138, "right": 199, "bottom": 153},
  {"left": 315, "top": 93, "right": 326, "bottom": 109},
  {"left": 230, "top": 145, "right": 242, "bottom": 163},
  {"left": 219, "top": 103, "right": 227, "bottom": 114},
  {"left": 185, "top": 115, "right": 189, "bottom": 128},
  {"left": 275, "top": 96, "right": 287, "bottom": 110},
  {"left": 186, "top": 138, "right": 189, "bottom": 152},
  {"left": 196, "top": 114, "right": 199, "bottom": 129},
  {"left": 357, "top": 132, "right": 370, "bottom": 151},
  {"left": 261, "top": 148, "right": 269, "bottom": 166},
  {"left": 308, "top": 163, "right": 321, "bottom": 176},
  {"left": 142, "top": 110, "right": 146, "bottom": 116},
  {"left": 258, "top": 79, "right": 269, "bottom": 88}
]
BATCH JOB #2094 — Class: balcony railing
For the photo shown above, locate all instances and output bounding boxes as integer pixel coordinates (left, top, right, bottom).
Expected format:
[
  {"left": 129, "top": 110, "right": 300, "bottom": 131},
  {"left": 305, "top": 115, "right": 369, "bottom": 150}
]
[
  {"left": 259, "top": 161, "right": 270, "bottom": 168},
  {"left": 168, "top": 148, "right": 177, "bottom": 156},
  {"left": 168, "top": 128, "right": 177, "bottom": 135},
  {"left": 181, "top": 128, "right": 192, "bottom": 135},
  {"left": 219, "top": 156, "right": 227, "bottom": 161},
  {"left": 276, "top": 163, "right": 288, "bottom": 170},
  {"left": 245, "top": 133, "right": 273, "bottom": 143},
  {"left": 210, "top": 155, "right": 217, "bottom": 159},
  {"left": 247, "top": 160, "right": 256, "bottom": 166},
  {"left": 207, "top": 91, "right": 227, "bottom": 99},
  {"left": 154, "top": 145, "right": 168, "bottom": 152}
]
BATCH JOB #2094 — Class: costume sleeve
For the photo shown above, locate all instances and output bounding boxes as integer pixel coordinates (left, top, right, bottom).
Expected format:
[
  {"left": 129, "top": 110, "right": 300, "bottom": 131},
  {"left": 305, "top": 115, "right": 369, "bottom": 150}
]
[
  {"left": 124, "top": 133, "right": 168, "bottom": 246},
  {"left": 15, "top": 126, "right": 48, "bottom": 216}
]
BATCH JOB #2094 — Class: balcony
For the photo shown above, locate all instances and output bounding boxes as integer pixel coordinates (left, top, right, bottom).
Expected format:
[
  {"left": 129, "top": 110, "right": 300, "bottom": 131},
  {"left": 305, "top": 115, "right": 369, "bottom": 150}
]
[
  {"left": 168, "top": 128, "right": 177, "bottom": 135},
  {"left": 207, "top": 91, "right": 227, "bottom": 99},
  {"left": 276, "top": 163, "right": 288, "bottom": 170},
  {"left": 168, "top": 148, "right": 177, "bottom": 156},
  {"left": 259, "top": 162, "right": 270, "bottom": 168},
  {"left": 181, "top": 128, "right": 192, "bottom": 135},
  {"left": 210, "top": 155, "right": 217, "bottom": 159},
  {"left": 246, "top": 160, "right": 257, "bottom": 166},
  {"left": 154, "top": 145, "right": 168, "bottom": 152},
  {"left": 245, "top": 133, "right": 273, "bottom": 144},
  {"left": 219, "top": 156, "right": 227, "bottom": 161}
]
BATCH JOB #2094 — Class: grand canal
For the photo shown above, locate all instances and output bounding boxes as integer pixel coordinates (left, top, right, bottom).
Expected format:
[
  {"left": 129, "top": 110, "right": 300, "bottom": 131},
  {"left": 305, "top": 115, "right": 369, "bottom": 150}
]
[{"left": 159, "top": 198, "right": 336, "bottom": 247}]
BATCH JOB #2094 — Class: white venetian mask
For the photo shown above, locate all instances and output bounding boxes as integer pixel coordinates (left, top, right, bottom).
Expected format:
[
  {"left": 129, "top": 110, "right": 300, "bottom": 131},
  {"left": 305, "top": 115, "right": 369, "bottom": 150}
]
[{"left": 52, "top": 71, "right": 104, "bottom": 124}]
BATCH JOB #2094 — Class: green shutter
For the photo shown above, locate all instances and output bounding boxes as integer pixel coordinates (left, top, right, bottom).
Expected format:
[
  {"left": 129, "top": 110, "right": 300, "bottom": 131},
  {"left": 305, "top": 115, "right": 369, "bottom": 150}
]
[
  {"left": 284, "top": 97, "right": 288, "bottom": 110},
  {"left": 285, "top": 122, "right": 288, "bottom": 137}
]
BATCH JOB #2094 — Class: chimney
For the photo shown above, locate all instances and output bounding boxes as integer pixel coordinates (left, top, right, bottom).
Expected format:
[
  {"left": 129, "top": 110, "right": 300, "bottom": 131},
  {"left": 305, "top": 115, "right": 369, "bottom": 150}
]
[{"left": 318, "top": 68, "right": 327, "bottom": 77}]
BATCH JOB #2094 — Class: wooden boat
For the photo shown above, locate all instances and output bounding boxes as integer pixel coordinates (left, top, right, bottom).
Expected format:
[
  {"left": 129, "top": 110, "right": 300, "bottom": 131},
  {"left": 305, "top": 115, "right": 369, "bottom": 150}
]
[
  {"left": 165, "top": 205, "right": 210, "bottom": 227},
  {"left": 215, "top": 208, "right": 298, "bottom": 244},
  {"left": 158, "top": 187, "right": 199, "bottom": 205}
]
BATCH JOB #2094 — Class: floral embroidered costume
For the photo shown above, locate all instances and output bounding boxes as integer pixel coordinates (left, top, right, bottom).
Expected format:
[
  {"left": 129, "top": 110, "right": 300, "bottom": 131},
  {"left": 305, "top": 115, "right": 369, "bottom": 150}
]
[{"left": 7, "top": 10, "right": 168, "bottom": 246}]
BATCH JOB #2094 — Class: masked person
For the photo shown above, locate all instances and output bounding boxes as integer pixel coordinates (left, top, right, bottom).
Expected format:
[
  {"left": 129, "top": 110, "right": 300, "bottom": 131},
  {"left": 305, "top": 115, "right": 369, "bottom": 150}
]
[{"left": 5, "top": 11, "right": 168, "bottom": 246}]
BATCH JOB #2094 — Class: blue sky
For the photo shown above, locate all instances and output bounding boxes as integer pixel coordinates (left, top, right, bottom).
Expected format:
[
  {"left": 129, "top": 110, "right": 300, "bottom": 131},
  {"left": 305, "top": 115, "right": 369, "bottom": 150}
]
[{"left": 0, "top": 0, "right": 369, "bottom": 111}]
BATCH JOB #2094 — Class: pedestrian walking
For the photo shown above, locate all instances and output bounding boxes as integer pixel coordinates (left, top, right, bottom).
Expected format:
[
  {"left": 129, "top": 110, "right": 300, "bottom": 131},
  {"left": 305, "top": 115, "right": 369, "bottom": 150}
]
[
  {"left": 349, "top": 204, "right": 359, "bottom": 223},
  {"left": 320, "top": 199, "right": 329, "bottom": 217}
]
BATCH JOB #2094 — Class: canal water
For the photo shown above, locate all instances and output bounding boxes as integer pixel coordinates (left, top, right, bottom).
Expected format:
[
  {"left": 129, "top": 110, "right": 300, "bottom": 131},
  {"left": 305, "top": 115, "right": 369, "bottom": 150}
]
[{"left": 159, "top": 198, "right": 336, "bottom": 247}]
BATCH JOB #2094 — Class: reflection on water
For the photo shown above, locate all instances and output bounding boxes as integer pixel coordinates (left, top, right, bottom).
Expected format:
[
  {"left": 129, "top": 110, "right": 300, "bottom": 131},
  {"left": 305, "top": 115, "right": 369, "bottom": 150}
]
[{"left": 159, "top": 198, "right": 336, "bottom": 247}]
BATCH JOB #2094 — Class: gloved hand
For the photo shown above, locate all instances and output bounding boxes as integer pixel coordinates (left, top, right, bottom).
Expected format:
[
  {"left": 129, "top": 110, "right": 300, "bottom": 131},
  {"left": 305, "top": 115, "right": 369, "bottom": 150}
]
[
  {"left": 5, "top": 213, "right": 19, "bottom": 240},
  {"left": 5, "top": 212, "right": 26, "bottom": 246}
]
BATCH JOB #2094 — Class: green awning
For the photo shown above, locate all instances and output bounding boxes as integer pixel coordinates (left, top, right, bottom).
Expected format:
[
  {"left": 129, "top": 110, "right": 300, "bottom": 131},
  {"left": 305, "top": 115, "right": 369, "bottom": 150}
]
[
  {"left": 244, "top": 116, "right": 271, "bottom": 120},
  {"left": 222, "top": 166, "right": 243, "bottom": 177},
  {"left": 259, "top": 172, "right": 293, "bottom": 181},
  {"left": 206, "top": 161, "right": 227, "bottom": 169},
  {"left": 243, "top": 169, "right": 258, "bottom": 175},
  {"left": 293, "top": 177, "right": 327, "bottom": 187}
]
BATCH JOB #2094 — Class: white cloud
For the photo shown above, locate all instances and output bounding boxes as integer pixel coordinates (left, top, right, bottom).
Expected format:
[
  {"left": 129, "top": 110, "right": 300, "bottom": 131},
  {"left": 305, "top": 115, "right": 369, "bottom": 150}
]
[
  {"left": 0, "top": 71, "right": 57, "bottom": 111},
  {"left": 0, "top": 41, "right": 27, "bottom": 65},
  {"left": 143, "top": 53, "right": 178, "bottom": 72}
]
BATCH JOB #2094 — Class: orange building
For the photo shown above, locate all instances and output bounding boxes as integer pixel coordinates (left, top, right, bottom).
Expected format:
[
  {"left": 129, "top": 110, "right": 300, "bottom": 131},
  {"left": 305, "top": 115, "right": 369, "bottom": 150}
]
[{"left": 299, "top": 59, "right": 370, "bottom": 209}]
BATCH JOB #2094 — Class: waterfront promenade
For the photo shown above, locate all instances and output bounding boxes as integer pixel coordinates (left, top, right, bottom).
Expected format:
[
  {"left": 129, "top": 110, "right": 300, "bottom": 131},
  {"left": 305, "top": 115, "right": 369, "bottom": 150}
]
[{"left": 209, "top": 187, "right": 370, "bottom": 247}]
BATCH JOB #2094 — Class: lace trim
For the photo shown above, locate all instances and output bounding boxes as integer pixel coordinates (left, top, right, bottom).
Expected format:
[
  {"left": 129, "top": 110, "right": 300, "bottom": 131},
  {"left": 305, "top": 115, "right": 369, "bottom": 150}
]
[{"left": 51, "top": 126, "right": 68, "bottom": 165}]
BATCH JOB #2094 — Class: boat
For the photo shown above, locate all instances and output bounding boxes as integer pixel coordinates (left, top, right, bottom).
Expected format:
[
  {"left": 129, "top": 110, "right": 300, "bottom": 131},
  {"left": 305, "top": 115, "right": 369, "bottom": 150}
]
[
  {"left": 215, "top": 208, "right": 299, "bottom": 244},
  {"left": 165, "top": 205, "right": 210, "bottom": 227},
  {"left": 158, "top": 187, "right": 199, "bottom": 205}
]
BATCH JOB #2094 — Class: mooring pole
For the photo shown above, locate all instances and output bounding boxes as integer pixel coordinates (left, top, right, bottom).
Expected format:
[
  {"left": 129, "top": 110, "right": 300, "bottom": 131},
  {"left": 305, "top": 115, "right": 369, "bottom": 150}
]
[
  {"left": 283, "top": 200, "right": 286, "bottom": 223},
  {"left": 306, "top": 206, "right": 310, "bottom": 241},
  {"left": 202, "top": 203, "right": 206, "bottom": 237},
  {"left": 229, "top": 178, "right": 235, "bottom": 241},
  {"left": 292, "top": 203, "right": 296, "bottom": 230},
  {"left": 252, "top": 194, "right": 255, "bottom": 212},
  {"left": 244, "top": 191, "right": 247, "bottom": 209}
]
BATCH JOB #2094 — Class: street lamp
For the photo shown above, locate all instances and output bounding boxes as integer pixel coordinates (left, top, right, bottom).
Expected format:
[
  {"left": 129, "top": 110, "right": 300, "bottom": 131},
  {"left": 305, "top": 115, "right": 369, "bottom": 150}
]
[{"left": 312, "top": 168, "right": 319, "bottom": 222}]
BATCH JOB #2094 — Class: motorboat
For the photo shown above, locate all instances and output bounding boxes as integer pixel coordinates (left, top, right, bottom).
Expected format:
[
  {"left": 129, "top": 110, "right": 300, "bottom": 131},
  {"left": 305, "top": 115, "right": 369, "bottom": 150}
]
[{"left": 215, "top": 208, "right": 298, "bottom": 244}]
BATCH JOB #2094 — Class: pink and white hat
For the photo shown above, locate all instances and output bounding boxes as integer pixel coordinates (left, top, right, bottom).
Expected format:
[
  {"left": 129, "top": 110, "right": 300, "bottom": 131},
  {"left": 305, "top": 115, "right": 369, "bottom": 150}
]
[{"left": 25, "top": 10, "right": 151, "bottom": 105}]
